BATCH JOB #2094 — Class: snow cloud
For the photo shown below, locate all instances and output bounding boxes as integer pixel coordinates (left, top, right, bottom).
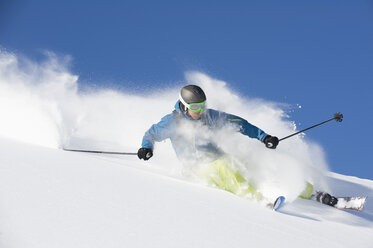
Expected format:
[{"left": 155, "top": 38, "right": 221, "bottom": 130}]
[{"left": 0, "top": 50, "right": 330, "bottom": 201}]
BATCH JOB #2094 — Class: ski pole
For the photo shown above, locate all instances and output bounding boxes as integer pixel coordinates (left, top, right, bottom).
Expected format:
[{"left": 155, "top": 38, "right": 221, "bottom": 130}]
[
  {"left": 63, "top": 148, "right": 137, "bottom": 155},
  {"left": 279, "top": 112, "right": 343, "bottom": 142}
]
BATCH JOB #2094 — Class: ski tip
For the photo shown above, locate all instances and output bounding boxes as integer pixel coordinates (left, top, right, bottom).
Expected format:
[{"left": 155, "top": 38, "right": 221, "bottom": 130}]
[
  {"left": 273, "top": 196, "right": 286, "bottom": 211},
  {"left": 335, "top": 196, "right": 367, "bottom": 211}
]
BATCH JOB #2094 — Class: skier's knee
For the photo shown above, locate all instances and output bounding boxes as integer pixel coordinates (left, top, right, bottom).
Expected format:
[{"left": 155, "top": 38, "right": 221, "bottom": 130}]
[{"left": 298, "top": 182, "right": 314, "bottom": 199}]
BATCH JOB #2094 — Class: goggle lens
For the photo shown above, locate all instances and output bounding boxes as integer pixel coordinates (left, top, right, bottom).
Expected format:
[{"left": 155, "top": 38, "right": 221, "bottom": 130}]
[{"left": 188, "top": 101, "right": 206, "bottom": 113}]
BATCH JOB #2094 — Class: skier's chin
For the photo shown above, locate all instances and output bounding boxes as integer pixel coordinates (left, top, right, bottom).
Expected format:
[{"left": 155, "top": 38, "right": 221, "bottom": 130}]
[{"left": 187, "top": 110, "right": 201, "bottom": 120}]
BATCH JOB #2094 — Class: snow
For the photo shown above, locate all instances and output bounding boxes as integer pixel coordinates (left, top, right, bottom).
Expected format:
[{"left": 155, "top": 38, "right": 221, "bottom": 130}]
[
  {"left": 0, "top": 50, "right": 373, "bottom": 248},
  {"left": 336, "top": 197, "right": 366, "bottom": 210},
  {"left": 0, "top": 138, "right": 372, "bottom": 248}
]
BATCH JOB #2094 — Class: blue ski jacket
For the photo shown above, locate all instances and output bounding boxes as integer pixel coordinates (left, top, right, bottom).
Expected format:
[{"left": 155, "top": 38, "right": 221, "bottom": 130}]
[{"left": 141, "top": 101, "right": 268, "bottom": 162}]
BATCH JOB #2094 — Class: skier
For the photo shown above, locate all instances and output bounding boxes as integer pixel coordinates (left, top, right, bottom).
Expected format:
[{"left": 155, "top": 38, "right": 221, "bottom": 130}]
[{"left": 138, "top": 85, "right": 338, "bottom": 208}]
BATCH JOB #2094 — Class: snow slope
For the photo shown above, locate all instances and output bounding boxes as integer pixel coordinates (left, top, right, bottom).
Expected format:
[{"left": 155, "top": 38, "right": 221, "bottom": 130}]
[{"left": 0, "top": 138, "right": 372, "bottom": 248}]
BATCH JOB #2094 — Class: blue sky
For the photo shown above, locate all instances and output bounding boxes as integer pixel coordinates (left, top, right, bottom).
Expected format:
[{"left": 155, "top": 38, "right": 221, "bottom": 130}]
[{"left": 1, "top": 0, "right": 372, "bottom": 179}]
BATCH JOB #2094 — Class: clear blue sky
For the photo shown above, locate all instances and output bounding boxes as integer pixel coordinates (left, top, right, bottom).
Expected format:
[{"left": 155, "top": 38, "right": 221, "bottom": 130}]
[{"left": 1, "top": 0, "right": 372, "bottom": 179}]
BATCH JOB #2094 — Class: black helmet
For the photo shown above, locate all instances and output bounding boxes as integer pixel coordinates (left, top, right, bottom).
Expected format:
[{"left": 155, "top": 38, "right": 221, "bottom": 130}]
[{"left": 179, "top": 85, "right": 207, "bottom": 112}]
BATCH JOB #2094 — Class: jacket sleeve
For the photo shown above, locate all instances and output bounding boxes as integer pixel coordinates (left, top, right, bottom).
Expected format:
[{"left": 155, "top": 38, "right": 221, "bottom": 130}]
[
  {"left": 209, "top": 110, "right": 268, "bottom": 142},
  {"left": 141, "top": 113, "right": 175, "bottom": 150}
]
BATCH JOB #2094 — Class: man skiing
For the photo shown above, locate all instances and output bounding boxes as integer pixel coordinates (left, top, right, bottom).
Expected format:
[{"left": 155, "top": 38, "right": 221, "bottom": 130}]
[
  {"left": 138, "top": 85, "right": 340, "bottom": 208},
  {"left": 138, "top": 85, "right": 279, "bottom": 160}
]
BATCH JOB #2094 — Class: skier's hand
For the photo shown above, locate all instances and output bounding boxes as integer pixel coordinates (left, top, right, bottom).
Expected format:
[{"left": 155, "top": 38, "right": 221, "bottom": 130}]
[
  {"left": 263, "top": 135, "right": 279, "bottom": 149},
  {"left": 137, "top": 147, "right": 153, "bottom": 160}
]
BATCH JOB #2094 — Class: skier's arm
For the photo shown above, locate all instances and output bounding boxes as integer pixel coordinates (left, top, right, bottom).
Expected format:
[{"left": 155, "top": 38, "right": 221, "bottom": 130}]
[
  {"left": 220, "top": 112, "right": 279, "bottom": 149},
  {"left": 141, "top": 114, "right": 175, "bottom": 150},
  {"left": 223, "top": 113, "right": 268, "bottom": 142},
  {"left": 208, "top": 109, "right": 273, "bottom": 143}
]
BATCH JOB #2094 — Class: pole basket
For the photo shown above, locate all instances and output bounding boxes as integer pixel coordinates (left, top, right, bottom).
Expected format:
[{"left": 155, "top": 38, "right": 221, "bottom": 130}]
[{"left": 334, "top": 112, "right": 343, "bottom": 122}]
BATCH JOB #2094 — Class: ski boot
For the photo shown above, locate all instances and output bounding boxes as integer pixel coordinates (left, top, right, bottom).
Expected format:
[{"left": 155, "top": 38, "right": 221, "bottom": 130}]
[{"left": 314, "top": 191, "right": 338, "bottom": 207}]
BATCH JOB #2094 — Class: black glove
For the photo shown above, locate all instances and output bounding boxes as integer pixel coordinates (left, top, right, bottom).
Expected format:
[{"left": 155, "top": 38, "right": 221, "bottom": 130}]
[
  {"left": 263, "top": 135, "right": 279, "bottom": 149},
  {"left": 137, "top": 148, "right": 153, "bottom": 160}
]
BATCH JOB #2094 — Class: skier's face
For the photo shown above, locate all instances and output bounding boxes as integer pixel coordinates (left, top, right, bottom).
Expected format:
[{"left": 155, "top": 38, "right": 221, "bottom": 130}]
[{"left": 187, "top": 109, "right": 201, "bottom": 120}]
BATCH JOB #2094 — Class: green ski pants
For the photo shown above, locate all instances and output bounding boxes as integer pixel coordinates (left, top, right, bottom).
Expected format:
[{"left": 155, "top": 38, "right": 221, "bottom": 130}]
[{"left": 201, "top": 156, "right": 314, "bottom": 200}]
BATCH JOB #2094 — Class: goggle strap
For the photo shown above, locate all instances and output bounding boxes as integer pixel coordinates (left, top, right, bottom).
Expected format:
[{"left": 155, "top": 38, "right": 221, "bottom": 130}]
[{"left": 179, "top": 93, "right": 191, "bottom": 110}]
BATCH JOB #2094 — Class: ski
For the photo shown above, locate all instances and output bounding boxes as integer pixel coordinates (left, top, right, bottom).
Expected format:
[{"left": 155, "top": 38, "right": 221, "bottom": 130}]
[
  {"left": 334, "top": 196, "right": 367, "bottom": 211},
  {"left": 310, "top": 192, "right": 367, "bottom": 211},
  {"left": 270, "top": 196, "right": 286, "bottom": 211}
]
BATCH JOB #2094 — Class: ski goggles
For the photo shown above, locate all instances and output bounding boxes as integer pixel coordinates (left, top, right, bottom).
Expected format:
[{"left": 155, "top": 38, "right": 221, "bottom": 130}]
[{"left": 179, "top": 94, "right": 206, "bottom": 113}]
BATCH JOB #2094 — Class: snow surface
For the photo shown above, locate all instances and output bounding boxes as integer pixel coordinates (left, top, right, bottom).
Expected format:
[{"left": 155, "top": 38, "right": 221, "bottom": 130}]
[
  {"left": 1, "top": 50, "right": 373, "bottom": 248},
  {"left": 0, "top": 138, "right": 372, "bottom": 248}
]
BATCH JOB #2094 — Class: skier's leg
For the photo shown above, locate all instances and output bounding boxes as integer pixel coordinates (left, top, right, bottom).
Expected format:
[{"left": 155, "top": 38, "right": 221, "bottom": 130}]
[
  {"left": 298, "top": 182, "right": 314, "bottom": 199},
  {"left": 298, "top": 182, "right": 338, "bottom": 206},
  {"left": 209, "top": 157, "right": 241, "bottom": 194},
  {"left": 206, "top": 156, "right": 262, "bottom": 199}
]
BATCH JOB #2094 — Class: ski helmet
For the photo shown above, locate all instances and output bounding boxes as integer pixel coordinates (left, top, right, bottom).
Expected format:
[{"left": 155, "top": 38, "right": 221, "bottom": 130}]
[{"left": 179, "top": 85, "right": 207, "bottom": 112}]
